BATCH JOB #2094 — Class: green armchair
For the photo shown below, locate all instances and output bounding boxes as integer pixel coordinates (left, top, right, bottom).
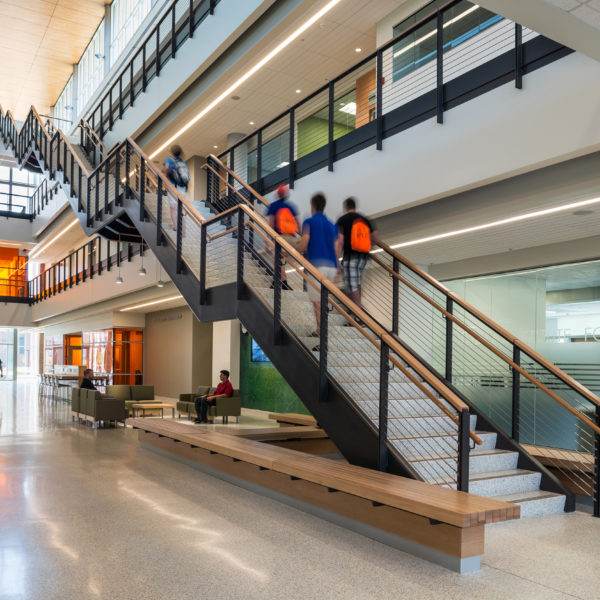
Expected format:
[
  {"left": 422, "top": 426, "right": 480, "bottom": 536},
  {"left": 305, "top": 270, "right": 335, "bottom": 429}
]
[{"left": 176, "top": 385, "right": 241, "bottom": 423}]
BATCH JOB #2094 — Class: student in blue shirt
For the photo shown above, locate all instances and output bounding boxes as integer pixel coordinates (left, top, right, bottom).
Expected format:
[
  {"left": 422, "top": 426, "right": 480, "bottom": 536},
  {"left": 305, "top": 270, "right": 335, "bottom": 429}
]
[{"left": 297, "top": 193, "right": 339, "bottom": 343}]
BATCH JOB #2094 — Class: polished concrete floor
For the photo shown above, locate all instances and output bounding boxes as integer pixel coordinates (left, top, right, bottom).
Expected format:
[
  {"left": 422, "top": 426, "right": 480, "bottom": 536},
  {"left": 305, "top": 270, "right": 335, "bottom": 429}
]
[{"left": 1, "top": 379, "right": 599, "bottom": 600}]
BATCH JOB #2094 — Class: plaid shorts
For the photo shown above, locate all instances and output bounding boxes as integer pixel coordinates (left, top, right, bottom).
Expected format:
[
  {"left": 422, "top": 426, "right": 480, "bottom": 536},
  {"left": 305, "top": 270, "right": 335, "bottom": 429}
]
[{"left": 342, "top": 253, "right": 368, "bottom": 293}]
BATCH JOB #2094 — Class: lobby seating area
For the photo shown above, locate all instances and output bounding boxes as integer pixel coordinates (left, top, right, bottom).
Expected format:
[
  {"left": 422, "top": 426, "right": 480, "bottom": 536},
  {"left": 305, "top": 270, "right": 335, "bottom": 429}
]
[
  {"left": 106, "top": 384, "right": 161, "bottom": 414},
  {"left": 71, "top": 388, "right": 128, "bottom": 427},
  {"left": 177, "top": 385, "right": 242, "bottom": 423}
]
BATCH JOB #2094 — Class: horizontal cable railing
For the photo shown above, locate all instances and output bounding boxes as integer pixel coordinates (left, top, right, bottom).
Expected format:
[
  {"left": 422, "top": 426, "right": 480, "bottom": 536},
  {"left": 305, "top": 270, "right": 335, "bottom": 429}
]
[
  {"left": 217, "top": 0, "right": 555, "bottom": 192},
  {"left": 368, "top": 242, "right": 600, "bottom": 513},
  {"left": 209, "top": 152, "right": 600, "bottom": 512},
  {"left": 85, "top": 0, "right": 221, "bottom": 141}
]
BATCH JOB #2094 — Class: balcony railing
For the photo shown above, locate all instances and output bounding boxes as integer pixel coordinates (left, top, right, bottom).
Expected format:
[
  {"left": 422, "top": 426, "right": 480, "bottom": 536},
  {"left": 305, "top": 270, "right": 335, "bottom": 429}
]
[{"left": 217, "top": 0, "right": 569, "bottom": 193}]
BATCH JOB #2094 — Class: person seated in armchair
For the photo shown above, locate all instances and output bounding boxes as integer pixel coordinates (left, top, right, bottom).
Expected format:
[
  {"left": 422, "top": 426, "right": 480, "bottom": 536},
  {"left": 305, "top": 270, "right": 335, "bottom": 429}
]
[
  {"left": 80, "top": 368, "right": 97, "bottom": 390},
  {"left": 194, "top": 370, "right": 233, "bottom": 424}
]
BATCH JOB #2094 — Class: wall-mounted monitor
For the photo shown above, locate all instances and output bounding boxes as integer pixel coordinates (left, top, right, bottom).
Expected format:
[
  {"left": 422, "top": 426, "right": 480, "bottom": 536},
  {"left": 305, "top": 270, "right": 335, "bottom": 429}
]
[{"left": 251, "top": 338, "right": 270, "bottom": 362}]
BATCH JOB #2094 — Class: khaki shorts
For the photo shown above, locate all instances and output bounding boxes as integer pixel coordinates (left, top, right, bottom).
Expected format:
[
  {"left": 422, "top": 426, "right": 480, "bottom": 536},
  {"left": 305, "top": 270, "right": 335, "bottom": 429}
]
[{"left": 308, "top": 266, "right": 338, "bottom": 303}]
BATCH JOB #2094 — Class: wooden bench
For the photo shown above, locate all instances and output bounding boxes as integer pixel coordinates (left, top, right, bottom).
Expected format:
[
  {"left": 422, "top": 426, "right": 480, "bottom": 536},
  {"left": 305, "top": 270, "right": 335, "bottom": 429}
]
[
  {"left": 231, "top": 426, "right": 337, "bottom": 454},
  {"left": 129, "top": 418, "right": 519, "bottom": 572},
  {"left": 268, "top": 412, "right": 318, "bottom": 427}
]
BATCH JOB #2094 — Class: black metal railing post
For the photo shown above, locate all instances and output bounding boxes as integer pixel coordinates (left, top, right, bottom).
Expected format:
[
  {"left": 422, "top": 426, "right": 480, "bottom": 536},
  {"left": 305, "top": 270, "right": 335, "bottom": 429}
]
[
  {"left": 130, "top": 61, "right": 135, "bottom": 107},
  {"left": 392, "top": 257, "right": 399, "bottom": 335},
  {"left": 139, "top": 159, "right": 146, "bottom": 221},
  {"left": 236, "top": 208, "right": 245, "bottom": 300},
  {"left": 445, "top": 297, "right": 453, "bottom": 383},
  {"left": 512, "top": 346, "right": 521, "bottom": 442},
  {"left": 256, "top": 129, "right": 263, "bottom": 194},
  {"left": 328, "top": 81, "right": 334, "bottom": 171},
  {"left": 156, "top": 28, "right": 161, "bottom": 77},
  {"left": 594, "top": 405, "right": 600, "bottom": 518},
  {"left": 171, "top": 8, "right": 177, "bottom": 58},
  {"left": 273, "top": 242, "right": 283, "bottom": 345},
  {"left": 200, "top": 225, "right": 207, "bottom": 305},
  {"left": 319, "top": 285, "right": 329, "bottom": 403},
  {"left": 515, "top": 23, "right": 523, "bottom": 90},
  {"left": 289, "top": 108, "right": 295, "bottom": 188},
  {"left": 119, "top": 77, "right": 123, "bottom": 120},
  {"left": 75, "top": 250, "right": 79, "bottom": 285},
  {"left": 457, "top": 408, "right": 470, "bottom": 492},
  {"left": 142, "top": 44, "right": 147, "bottom": 91},
  {"left": 124, "top": 141, "right": 131, "bottom": 196},
  {"left": 156, "top": 180, "right": 163, "bottom": 245},
  {"left": 378, "top": 340, "right": 390, "bottom": 472},
  {"left": 176, "top": 200, "right": 183, "bottom": 273},
  {"left": 114, "top": 148, "right": 121, "bottom": 206},
  {"left": 436, "top": 9, "right": 444, "bottom": 124},
  {"left": 106, "top": 239, "right": 111, "bottom": 271},
  {"left": 189, "top": 0, "right": 194, "bottom": 38},
  {"left": 376, "top": 50, "right": 383, "bottom": 150},
  {"left": 95, "top": 170, "right": 100, "bottom": 219}
]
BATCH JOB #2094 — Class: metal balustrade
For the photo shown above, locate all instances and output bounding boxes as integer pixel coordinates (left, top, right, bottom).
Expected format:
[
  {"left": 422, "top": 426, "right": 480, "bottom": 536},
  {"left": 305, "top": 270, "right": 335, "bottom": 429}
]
[
  {"left": 217, "top": 0, "right": 569, "bottom": 193},
  {"left": 84, "top": 0, "right": 221, "bottom": 143}
]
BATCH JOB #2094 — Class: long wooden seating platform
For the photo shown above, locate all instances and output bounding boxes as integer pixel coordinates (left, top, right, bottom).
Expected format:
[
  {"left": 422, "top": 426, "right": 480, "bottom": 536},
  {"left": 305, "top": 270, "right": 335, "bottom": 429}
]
[
  {"left": 230, "top": 426, "right": 336, "bottom": 454},
  {"left": 129, "top": 418, "right": 519, "bottom": 572},
  {"left": 268, "top": 412, "right": 318, "bottom": 427}
]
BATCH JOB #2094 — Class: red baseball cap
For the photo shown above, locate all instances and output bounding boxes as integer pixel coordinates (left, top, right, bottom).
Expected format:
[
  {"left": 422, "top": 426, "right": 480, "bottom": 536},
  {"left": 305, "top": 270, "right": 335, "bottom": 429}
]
[{"left": 277, "top": 184, "right": 289, "bottom": 198}]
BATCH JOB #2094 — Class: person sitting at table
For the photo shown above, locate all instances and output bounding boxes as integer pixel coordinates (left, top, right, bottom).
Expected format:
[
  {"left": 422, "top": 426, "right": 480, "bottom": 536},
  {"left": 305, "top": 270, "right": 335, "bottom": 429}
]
[
  {"left": 194, "top": 370, "right": 233, "bottom": 424},
  {"left": 80, "top": 368, "right": 97, "bottom": 390}
]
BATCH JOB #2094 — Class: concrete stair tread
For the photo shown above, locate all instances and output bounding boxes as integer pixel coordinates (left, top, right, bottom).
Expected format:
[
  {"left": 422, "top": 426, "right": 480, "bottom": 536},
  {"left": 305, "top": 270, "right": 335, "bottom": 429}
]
[
  {"left": 405, "top": 448, "right": 515, "bottom": 462},
  {"left": 493, "top": 490, "right": 565, "bottom": 503},
  {"left": 389, "top": 430, "right": 493, "bottom": 441},
  {"left": 428, "top": 468, "right": 540, "bottom": 487}
]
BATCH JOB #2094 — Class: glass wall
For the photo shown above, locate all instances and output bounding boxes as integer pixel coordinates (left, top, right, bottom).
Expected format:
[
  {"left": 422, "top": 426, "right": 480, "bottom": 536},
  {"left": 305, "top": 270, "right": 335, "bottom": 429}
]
[
  {"left": 0, "top": 166, "right": 40, "bottom": 214},
  {"left": 113, "top": 328, "right": 143, "bottom": 384},
  {"left": 53, "top": 76, "right": 74, "bottom": 126},
  {"left": 77, "top": 22, "right": 105, "bottom": 111},
  {"left": 392, "top": 0, "right": 502, "bottom": 81},
  {"left": 111, "top": 0, "right": 152, "bottom": 67},
  {"left": 17, "top": 330, "right": 40, "bottom": 376},
  {"left": 0, "top": 328, "right": 16, "bottom": 380}
]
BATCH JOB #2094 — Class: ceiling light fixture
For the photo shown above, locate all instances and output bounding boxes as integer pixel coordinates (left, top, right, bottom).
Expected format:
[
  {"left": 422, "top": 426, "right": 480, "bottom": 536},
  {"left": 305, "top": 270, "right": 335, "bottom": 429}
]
[
  {"left": 148, "top": 0, "right": 344, "bottom": 160},
  {"left": 339, "top": 101, "right": 356, "bottom": 115},
  {"left": 29, "top": 219, "right": 79, "bottom": 260},
  {"left": 355, "top": 47, "right": 362, "bottom": 52},
  {"left": 116, "top": 233, "right": 124, "bottom": 284},
  {"left": 138, "top": 241, "right": 147, "bottom": 276},
  {"left": 213, "top": 145, "right": 218, "bottom": 149},
  {"left": 120, "top": 295, "right": 183, "bottom": 312},
  {"left": 249, "top": 121, "right": 255, "bottom": 125},
  {"left": 296, "top": 89, "right": 301, "bottom": 93},
  {"left": 373, "top": 196, "right": 600, "bottom": 253}
]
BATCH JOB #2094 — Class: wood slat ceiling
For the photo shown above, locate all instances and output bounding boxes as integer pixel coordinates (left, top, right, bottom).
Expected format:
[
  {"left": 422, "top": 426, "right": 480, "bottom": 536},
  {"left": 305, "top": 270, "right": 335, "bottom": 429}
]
[{"left": 0, "top": 0, "right": 109, "bottom": 121}]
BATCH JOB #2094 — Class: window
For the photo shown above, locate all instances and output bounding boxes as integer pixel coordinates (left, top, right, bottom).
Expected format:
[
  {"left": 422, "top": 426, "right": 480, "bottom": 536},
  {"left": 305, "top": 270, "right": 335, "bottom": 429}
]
[
  {"left": 0, "top": 166, "right": 40, "bottom": 213},
  {"left": 53, "top": 76, "right": 74, "bottom": 127},
  {"left": 77, "top": 21, "right": 105, "bottom": 111},
  {"left": 392, "top": 0, "right": 502, "bottom": 81},
  {"left": 111, "top": 0, "right": 152, "bottom": 66}
]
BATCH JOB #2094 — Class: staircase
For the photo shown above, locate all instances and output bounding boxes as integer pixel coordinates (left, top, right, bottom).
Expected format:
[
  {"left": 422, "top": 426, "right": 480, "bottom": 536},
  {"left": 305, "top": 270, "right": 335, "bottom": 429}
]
[{"left": 2, "top": 106, "right": 599, "bottom": 519}]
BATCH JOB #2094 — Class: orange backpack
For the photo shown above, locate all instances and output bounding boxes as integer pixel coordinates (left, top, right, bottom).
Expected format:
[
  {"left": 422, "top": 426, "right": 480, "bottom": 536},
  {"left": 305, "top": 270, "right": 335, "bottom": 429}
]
[
  {"left": 276, "top": 206, "right": 298, "bottom": 235},
  {"left": 350, "top": 218, "right": 371, "bottom": 253}
]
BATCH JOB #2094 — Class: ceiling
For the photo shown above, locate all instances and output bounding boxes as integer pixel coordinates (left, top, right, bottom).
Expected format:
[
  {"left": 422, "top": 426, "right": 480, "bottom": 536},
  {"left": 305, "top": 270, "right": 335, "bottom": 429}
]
[
  {"left": 145, "top": 0, "right": 402, "bottom": 162},
  {"left": 0, "top": 0, "right": 108, "bottom": 121}
]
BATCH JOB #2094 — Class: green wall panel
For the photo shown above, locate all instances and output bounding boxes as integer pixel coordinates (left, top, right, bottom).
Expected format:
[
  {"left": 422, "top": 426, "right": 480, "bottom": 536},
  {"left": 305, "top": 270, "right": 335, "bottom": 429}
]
[
  {"left": 239, "top": 333, "right": 309, "bottom": 414},
  {"left": 296, "top": 116, "right": 354, "bottom": 159}
]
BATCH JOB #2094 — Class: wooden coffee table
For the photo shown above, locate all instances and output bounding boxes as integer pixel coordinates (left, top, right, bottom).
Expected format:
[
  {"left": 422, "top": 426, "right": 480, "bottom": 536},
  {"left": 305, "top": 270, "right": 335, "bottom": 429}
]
[{"left": 132, "top": 403, "right": 175, "bottom": 419}]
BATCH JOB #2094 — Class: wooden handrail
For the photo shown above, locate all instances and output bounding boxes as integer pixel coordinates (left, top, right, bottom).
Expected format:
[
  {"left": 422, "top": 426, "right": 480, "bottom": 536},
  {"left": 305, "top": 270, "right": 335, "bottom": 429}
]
[
  {"left": 376, "top": 240, "right": 600, "bottom": 409},
  {"left": 371, "top": 255, "right": 600, "bottom": 436}
]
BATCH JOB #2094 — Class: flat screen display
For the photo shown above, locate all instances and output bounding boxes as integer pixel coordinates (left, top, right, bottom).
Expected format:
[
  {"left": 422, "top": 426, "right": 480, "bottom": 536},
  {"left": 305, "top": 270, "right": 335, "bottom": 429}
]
[{"left": 251, "top": 338, "right": 270, "bottom": 362}]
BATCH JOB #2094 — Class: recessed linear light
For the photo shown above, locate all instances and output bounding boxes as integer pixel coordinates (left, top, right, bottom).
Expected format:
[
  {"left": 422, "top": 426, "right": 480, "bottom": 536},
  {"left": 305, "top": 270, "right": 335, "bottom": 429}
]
[
  {"left": 339, "top": 101, "right": 356, "bottom": 115},
  {"left": 249, "top": 121, "right": 255, "bottom": 125},
  {"left": 371, "top": 196, "right": 600, "bottom": 253},
  {"left": 120, "top": 295, "right": 183, "bottom": 312},
  {"left": 148, "top": 0, "right": 344, "bottom": 160},
  {"left": 296, "top": 89, "right": 301, "bottom": 93},
  {"left": 30, "top": 219, "right": 79, "bottom": 260},
  {"left": 394, "top": 5, "right": 479, "bottom": 59},
  {"left": 213, "top": 145, "right": 218, "bottom": 149}
]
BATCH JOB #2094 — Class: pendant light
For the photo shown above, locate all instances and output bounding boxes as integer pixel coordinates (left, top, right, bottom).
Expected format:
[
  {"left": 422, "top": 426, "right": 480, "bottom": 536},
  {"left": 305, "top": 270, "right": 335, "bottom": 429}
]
[
  {"left": 115, "top": 234, "right": 123, "bottom": 284},
  {"left": 138, "top": 240, "right": 147, "bottom": 276}
]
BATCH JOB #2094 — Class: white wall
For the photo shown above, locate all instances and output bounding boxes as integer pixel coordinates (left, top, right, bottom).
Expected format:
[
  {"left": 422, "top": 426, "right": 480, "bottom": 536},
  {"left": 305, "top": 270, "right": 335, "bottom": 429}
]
[
  {"left": 282, "top": 51, "right": 600, "bottom": 224},
  {"left": 211, "top": 319, "right": 240, "bottom": 389}
]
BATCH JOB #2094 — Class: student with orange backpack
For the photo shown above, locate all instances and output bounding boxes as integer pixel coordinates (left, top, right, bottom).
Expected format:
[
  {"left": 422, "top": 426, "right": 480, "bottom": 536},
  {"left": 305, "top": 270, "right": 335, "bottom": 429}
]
[
  {"left": 336, "top": 197, "right": 380, "bottom": 310},
  {"left": 267, "top": 184, "right": 301, "bottom": 283}
]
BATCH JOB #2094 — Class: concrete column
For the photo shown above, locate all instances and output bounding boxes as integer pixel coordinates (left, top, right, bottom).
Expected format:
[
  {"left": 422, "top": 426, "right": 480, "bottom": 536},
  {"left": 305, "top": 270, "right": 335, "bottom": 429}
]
[
  {"left": 104, "top": 4, "right": 112, "bottom": 76},
  {"left": 211, "top": 320, "right": 241, "bottom": 388},
  {"left": 187, "top": 155, "right": 206, "bottom": 203},
  {"left": 227, "top": 133, "right": 247, "bottom": 187}
]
